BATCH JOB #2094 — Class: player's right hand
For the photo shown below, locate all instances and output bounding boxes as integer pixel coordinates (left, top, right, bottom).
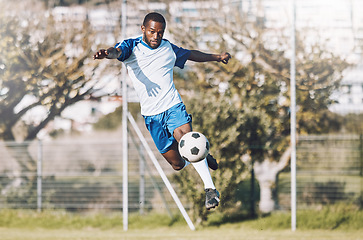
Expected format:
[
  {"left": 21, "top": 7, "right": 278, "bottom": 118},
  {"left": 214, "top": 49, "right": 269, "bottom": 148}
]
[{"left": 93, "top": 49, "right": 108, "bottom": 60}]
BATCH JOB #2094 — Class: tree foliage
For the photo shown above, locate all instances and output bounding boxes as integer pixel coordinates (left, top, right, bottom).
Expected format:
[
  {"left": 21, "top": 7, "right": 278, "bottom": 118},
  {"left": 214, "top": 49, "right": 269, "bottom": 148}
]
[
  {"left": 171, "top": 10, "right": 350, "bottom": 220},
  {"left": 93, "top": 102, "right": 141, "bottom": 131},
  {"left": 0, "top": 1, "right": 107, "bottom": 203},
  {"left": 0, "top": 6, "right": 102, "bottom": 142},
  {"left": 341, "top": 113, "right": 363, "bottom": 133}
]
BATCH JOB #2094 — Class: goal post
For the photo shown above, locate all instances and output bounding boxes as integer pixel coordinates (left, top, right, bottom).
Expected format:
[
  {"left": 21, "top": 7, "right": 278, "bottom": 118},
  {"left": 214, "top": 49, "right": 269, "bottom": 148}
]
[
  {"left": 290, "top": 0, "right": 297, "bottom": 232},
  {"left": 127, "top": 112, "right": 196, "bottom": 231}
]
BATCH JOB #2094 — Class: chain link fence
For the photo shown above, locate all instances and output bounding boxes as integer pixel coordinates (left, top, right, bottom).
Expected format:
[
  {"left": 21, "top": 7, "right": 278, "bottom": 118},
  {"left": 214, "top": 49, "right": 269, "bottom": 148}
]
[
  {"left": 278, "top": 134, "right": 362, "bottom": 210},
  {"left": 0, "top": 132, "right": 183, "bottom": 214},
  {"left": 1, "top": 134, "right": 362, "bottom": 212}
]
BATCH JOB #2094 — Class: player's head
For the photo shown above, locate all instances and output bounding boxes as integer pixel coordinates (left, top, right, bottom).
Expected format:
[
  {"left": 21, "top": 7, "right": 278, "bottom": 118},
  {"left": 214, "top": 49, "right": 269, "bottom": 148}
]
[{"left": 141, "top": 12, "right": 166, "bottom": 49}]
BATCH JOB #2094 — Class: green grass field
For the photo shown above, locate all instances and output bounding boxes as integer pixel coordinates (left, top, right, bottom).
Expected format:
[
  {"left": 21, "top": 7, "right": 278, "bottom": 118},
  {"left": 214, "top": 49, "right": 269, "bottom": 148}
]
[
  {"left": 1, "top": 226, "right": 362, "bottom": 240},
  {"left": 0, "top": 207, "right": 362, "bottom": 240}
]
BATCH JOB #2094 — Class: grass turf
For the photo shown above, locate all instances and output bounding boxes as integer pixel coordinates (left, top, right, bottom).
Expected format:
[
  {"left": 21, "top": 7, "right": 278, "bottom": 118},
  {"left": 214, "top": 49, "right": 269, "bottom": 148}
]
[
  {"left": 0, "top": 206, "right": 362, "bottom": 240},
  {"left": 0, "top": 226, "right": 362, "bottom": 240}
]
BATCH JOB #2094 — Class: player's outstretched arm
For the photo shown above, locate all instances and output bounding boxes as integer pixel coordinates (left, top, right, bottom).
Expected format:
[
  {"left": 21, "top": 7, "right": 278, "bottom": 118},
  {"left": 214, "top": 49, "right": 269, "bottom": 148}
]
[
  {"left": 188, "top": 50, "right": 231, "bottom": 64},
  {"left": 93, "top": 47, "right": 122, "bottom": 60}
]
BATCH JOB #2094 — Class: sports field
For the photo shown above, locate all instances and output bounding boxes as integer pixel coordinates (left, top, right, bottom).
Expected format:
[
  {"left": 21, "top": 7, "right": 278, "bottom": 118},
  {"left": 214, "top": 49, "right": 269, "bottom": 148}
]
[
  {"left": 1, "top": 225, "right": 362, "bottom": 240},
  {"left": 0, "top": 208, "right": 362, "bottom": 240}
]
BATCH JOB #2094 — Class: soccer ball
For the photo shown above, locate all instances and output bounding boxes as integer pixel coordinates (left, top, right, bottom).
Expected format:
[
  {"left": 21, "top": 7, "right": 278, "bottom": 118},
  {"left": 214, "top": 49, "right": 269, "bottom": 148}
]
[{"left": 178, "top": 132, "right": 210, "bottom": 163}]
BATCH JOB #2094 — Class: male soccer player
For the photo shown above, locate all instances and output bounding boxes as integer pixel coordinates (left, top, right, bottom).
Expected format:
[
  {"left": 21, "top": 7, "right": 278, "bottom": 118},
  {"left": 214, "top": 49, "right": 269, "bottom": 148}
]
[{"left": 93, "top": 12, "right": 231, "bottom": 210}]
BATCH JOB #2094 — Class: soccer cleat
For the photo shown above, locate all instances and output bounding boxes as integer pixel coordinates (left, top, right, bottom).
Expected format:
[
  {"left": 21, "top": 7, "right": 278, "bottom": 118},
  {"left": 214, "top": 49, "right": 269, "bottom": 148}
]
[
  {"left": 205, "top": 188, "right": 220, "bottom": 210},
  {"left": 206, "top": 154, "right": 218, "bottom": 170}
]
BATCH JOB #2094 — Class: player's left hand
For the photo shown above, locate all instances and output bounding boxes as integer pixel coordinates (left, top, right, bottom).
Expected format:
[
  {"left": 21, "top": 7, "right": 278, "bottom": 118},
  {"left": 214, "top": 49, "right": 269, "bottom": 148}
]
[
  {"left": 219, "top": 52, "right": 231, "bottom": 64},
  {"left": 93, "top": 49, "right": 108, "bottom": 60}
]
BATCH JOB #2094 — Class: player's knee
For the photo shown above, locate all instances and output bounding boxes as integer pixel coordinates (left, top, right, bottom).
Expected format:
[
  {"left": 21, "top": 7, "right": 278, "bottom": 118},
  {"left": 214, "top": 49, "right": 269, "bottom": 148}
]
[
  {"left": 172, "top": 163, "right": 184, "bottom": 171},
  {"left": 171, "top": 159, "right": 186, "bottom": 171}
]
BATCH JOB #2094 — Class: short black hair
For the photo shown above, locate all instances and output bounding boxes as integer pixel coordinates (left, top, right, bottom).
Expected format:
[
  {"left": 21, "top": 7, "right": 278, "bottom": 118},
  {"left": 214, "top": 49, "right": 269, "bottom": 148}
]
[{"left": 143, "top": 12, "right": 166, "bottom": 27}]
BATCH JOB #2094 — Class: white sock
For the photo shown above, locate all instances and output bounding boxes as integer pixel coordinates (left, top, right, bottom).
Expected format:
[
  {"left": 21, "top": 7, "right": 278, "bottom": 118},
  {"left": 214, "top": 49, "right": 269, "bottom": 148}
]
[{"left": 191, "top": 158, "right": 215, "bottom": 189}]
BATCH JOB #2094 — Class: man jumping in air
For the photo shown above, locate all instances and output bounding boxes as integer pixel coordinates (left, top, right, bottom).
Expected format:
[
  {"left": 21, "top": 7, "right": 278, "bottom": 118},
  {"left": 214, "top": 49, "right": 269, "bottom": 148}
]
[{"left": 94, "top": 12, "right": 231, "bottom": 210}]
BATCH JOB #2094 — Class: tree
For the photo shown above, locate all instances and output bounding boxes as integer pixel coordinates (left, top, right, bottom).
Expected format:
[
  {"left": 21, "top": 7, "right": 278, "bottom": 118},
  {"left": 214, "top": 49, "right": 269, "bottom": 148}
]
[
  {"left": 341, "top": 113, "right": 363, "bottom": 133},
  {"left": 0, "top": 2, "right": 109, "bottom": 200},
  {"left": 170, "top": 8, "right": 350, "bottom": 220}
]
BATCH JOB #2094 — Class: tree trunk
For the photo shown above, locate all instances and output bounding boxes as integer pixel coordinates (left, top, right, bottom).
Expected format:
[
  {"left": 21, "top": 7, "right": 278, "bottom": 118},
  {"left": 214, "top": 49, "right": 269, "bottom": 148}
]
[
  {"left": 254, "top": 147, "right": 292, "bottom": 214},
  {"left": 2, "top": 142, "right": 37, "bottom": 196},
  {"left": 254, "top": 160, "right": 279, "bottom": 213}
]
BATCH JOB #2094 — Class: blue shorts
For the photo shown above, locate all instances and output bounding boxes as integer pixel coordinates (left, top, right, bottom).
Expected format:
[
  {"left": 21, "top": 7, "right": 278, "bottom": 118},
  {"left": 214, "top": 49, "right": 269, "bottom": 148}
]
[{"left": 143, "top": 102, "right": 192, "bottom": 154}]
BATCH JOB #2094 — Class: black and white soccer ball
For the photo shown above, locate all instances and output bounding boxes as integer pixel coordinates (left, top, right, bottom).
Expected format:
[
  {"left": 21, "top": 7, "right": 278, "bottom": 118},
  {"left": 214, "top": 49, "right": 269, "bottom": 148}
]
[{"left": 178, "top": 132, "right": 210, "bottom": 163}]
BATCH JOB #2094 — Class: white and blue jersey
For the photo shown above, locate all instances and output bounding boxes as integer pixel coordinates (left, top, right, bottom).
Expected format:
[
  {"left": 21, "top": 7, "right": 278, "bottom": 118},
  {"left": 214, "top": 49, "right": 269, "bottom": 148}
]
[{"left": 115, "top": 36, "right": 191, "bottom": 116}]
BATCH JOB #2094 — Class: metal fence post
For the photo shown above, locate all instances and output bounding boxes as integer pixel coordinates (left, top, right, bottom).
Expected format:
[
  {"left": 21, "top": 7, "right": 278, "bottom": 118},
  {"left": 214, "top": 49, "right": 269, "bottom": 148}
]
[
  {"left": 139, "top": 146, "right": 145, "bottom": 215},
  {"left": 360, "top": 134, "right": 363, "bottom": 208},
  {"left": 121, "top": 0, "right": 128, "bottom": 231},
  {"left": 290, "top": 0, "right": 297, "bottom": 231},
  {"left": 37, "top": 139, "right": 43, "bottom": 212}
]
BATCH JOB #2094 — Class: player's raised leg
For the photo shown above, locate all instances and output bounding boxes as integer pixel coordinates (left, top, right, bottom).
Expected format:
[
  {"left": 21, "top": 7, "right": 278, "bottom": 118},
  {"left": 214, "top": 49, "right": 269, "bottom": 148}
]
[
  {"left": 166, "top": 123, "right": 220, "bottom": 209},
  {"left": 206, "top": 154, "right": 218, "bottom": 170},
  {"left": 173, "top": 123, "right": 218, "bottom": 170},
  {"left": 161, "top": 140, "right": 189, "bottom": 171},
  {"left": 161, "top": 141, "right": 220, "bottom": 209}
]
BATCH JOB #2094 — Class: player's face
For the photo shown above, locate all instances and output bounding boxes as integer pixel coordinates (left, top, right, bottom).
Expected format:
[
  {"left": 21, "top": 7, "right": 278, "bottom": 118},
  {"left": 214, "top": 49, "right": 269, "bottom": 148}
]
[{"left": 142, "top": 20, "right": 165, "bottom": 49}]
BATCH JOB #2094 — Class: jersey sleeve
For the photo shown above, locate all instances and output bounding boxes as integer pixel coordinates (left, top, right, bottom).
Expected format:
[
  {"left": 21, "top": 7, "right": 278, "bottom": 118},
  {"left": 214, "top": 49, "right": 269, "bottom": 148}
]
[
  {"left": 114, "top": 37, "right": 141, "bottom": 62},
  {"left": 170, "top": 43, "right": 191, "bottom": 69}
]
